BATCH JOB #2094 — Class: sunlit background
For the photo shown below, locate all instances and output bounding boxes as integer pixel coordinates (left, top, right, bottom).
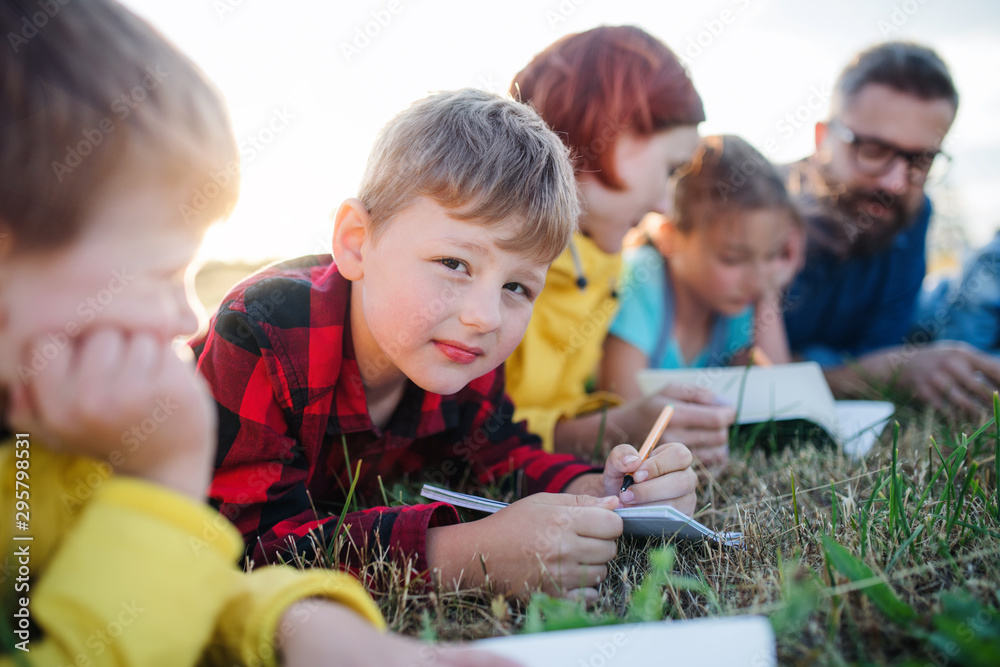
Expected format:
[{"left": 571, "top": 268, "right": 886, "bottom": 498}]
[{"left": 119, "top": 0, "right": 1000, "bottom": 269}]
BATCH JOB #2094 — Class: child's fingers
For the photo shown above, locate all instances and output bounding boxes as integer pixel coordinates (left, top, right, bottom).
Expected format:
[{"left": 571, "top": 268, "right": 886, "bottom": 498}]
[
  {"left": 607, "top": 443, "right": 642, "bottom": 475},
  {"left": 564, "top": 587, "right": 601, "bottom": 604},
  {"left": 670, "top": 402, "right": 736, "bottom": 431},
  {"left": 120, "top": 332, "right": 161, "bottom": 383},
  {"left": 571, "top": 533, "right": 619, "bottom": 563},
  {"left": 74, "top": 329, "right": 126, "bottom": 393},
  {"left": 534, "top": 492, "right": 620, "bottom": 510},
  {"left": 636, "top": 442, "right": 693, "bottom": 481},
  {"left": 622, "top": 469, "right": 697, "bottom": 507},
  {"left": 572, "top": 510, "right": 623, "bottom": 541},
  {"left": 24, "top": 332, "right": 76, "bottom": 427}
]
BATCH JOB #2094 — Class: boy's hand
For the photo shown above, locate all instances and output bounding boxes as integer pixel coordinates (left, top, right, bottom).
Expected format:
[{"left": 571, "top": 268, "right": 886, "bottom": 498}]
[
  {"left": 9, "top": 328, "right": 215, "bottom": 500},
  {"left": 278, "top": 600, "right": 524, "bottom": 667},
  {"left": 426, "top": 493, "right": 622, "bottom": 601},
  {"left": 568, "top": 442, "right": 697, "bottom": 516}
]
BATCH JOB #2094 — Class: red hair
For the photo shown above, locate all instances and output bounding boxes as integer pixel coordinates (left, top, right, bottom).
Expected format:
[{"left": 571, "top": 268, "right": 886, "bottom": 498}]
[{"left": 511, "top": 25, "right": 705, "bottom": 191}]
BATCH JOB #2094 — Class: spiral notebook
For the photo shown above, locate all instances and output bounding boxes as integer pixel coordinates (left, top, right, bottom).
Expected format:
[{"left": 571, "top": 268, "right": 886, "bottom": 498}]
[{"left": 419, "top": 484, "right": 742, "bottom": 547}]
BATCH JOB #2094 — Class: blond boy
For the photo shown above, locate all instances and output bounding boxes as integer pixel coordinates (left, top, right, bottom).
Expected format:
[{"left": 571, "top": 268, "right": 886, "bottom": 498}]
[{"left": 195, "top": 89, "right": 697, "bottom": 601}]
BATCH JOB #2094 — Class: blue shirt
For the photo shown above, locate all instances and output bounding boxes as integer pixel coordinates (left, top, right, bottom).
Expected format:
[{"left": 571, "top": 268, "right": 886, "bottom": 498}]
[
  {"left": 609, "top": 244, "right": 754, "bottom": 368},
  {"left": 916, "top": 232, "right": 1000, "bottom": 353},
  {"left": 784, "top": 197, "right": 932, "bottom": 366}
]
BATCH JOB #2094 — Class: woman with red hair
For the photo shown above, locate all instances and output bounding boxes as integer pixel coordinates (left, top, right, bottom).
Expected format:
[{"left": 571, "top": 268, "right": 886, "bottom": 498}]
[{"left": 506, "top": 26, "right": 735, "bottom": 477}]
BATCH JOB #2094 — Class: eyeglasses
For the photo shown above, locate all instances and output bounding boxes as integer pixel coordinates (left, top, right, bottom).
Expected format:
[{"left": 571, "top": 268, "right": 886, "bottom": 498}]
[{"left": 828, "top": 119, "right": 951, "bottom": 184}]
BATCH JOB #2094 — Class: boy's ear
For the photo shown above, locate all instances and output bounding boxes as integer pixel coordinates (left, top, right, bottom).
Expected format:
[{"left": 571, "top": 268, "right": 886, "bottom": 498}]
[
  {"left": 648, "top": 215, "right": 676, "bottom": 258},
  {"left": 814, "top": 121, "right": 828, "bottom": 152},
  {"left": 332, "top": 198, "right": 370, "bottom": 281}
]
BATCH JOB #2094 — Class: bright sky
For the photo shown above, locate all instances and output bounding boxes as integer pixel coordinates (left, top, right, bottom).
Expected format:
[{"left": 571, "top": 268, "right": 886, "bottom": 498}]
[{"left": 118, "top": 0, "right": 1000, "bottom": 264}]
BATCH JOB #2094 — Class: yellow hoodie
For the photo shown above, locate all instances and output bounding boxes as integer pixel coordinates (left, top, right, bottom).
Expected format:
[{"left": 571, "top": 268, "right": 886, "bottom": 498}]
[
  {"left": 506, "top": 234, "right": 624, "bottom": 452},
  {"left": 1, "top": 439, "right": 383, "bottom": 666}
]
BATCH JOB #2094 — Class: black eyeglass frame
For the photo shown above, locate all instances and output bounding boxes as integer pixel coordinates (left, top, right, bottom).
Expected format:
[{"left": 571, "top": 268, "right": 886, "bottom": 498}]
[{"left": 827, "top": 118, "right": 951, "bottom": 183}]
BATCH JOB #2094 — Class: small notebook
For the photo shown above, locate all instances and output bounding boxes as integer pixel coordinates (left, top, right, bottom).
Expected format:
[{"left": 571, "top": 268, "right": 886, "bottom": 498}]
[
  {"left": 476, "top": 616, "right": 776, "bottom": 666},
  {"left": 420, "top": 484, "right": 742, "bottom": 547}
]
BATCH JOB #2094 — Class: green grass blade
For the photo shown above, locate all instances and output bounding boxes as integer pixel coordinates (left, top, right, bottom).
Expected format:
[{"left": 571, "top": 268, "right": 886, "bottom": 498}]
[
  {"left": 822, "top": 535, "right": 917, "bottom": 627},
  {"left": 592, "top": 401, "right": 609, "bottom": 462},
  {"left": 831, "top": 479, "right": 839, "bottom": 532},
  {"left": 885, "top": 524, "right": 925, "bottom": 574},
  {"left": 628, "top": 547, "right": 675, "bottom": 623},
  {"left": 948, "top": 461, "right": 978, "bottom": 541},
  {"left": 890, "top": 421, "right": 900, "bottom": 539},
  {"left": 791, "top": 469, "right": 801, "bottom": 537},
  {"left": 326, "top": 459, "right": 363, "bottom": 563},
  {"left": 995, "top": 391, "right": 1000, "bottom": 519}
]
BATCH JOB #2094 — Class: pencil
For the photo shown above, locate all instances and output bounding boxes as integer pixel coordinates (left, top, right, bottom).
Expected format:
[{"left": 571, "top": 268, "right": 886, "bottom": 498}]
[
  {"left": 751, "top": 345, "right": 773, "bottom": 367},
  {"left": 620, "top": 404, "right": 675, "bottom": 495}
]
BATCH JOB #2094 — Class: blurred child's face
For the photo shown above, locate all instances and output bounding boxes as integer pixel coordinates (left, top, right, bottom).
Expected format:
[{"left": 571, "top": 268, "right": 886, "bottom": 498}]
[
  {"left": 668, "top": 209, "right": 796, "bottom": 316},
  {"left": 348, "top": 197, "right": 547, "bottom": 396},
  {"left": 578, "top": 127, "right": 699, "bottom": 255},
  {"left": 0, "top": 184, "right": 205, "bottom": 390}
]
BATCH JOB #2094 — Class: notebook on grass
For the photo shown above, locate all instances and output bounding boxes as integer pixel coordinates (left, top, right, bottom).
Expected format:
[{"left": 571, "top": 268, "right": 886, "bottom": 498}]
[
  {"left": 636, "top": 362, "right": 895, "bottom": 458},
  {"left": 420, "top": 484, "right": 742, "bottom": 547}
]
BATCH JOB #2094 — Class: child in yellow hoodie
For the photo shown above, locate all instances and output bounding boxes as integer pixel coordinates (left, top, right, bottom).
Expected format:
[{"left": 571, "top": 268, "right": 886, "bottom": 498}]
[
  {"left": 506, "top": 26, "right": 736, "bottom": 468},
  {"left": 0, "top": 1, "right": 514, "bottom": 665}
]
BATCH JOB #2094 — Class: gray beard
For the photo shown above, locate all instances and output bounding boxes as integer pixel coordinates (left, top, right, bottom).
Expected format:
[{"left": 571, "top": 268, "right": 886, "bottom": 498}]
[{"left": 785, "top": 158, "right": 922, "bottom": 258}]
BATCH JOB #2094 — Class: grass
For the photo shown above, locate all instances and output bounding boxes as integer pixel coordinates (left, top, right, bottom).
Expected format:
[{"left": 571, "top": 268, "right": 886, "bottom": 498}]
[{"left": 306, "top": 392, "right": 1000, "bottom": 666}]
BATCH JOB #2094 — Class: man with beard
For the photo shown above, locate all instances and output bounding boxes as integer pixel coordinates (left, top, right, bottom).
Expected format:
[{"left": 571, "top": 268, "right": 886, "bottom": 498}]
[{"left": 782, "top": 41, "right": 1000, "bottom": 414}]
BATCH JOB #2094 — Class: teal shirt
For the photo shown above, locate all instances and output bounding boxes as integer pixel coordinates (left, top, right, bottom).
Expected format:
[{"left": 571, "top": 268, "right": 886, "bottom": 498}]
[{"left": 609, "top": 245, "right": 754, "bottom": 369}]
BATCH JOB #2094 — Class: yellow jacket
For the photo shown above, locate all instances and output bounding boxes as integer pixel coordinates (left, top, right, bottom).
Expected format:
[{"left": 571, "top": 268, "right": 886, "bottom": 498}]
[
  {"left": 506, "top": 234, "right": 624, "bottom": 452},
  {"left": 1, "top": 438, "right": 384, "bottom": 666}
]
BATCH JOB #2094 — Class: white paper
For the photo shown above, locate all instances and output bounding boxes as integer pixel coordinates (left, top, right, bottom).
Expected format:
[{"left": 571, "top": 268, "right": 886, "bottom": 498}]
[
  {"left": 637, "top": 362, "right": 839, "bottom": 433},
  {"left": 476, "top": 616, "right": 776, "bottom": 667},
  {"left": 834, "top": 400, "right": 896, "bottom": 458},
  {"left": 636, "top": 362, "right": 895, "bottom": 459},
  {"left": 420, "top": 485, "right": 742, "bottom": 547}
]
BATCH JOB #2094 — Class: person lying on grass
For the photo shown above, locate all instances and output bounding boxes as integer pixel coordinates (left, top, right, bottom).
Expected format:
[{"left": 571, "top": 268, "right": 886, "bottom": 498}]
[{"left": 192, "top": 89, "right": 697, "bottom": 602}]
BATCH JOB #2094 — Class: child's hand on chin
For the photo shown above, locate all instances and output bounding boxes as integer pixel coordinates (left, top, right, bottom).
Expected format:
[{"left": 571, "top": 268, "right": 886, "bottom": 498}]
[
  {"left": 8, "top": 327, "right": 215, "bottom": 500},
  {"left": 278, "top": 600, "right": 524, "bottom": 667}
]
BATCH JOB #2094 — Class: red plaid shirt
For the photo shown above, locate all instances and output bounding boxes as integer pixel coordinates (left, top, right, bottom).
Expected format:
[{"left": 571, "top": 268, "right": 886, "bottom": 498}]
[{"left": 192, "top": 255, "right": 596, "bottom": 574}]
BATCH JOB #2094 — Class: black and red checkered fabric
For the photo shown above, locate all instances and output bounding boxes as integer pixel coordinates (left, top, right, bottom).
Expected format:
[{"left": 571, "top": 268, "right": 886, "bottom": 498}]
[{"left": 191, "top": 255, "right": 596, "bottom": 574}]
